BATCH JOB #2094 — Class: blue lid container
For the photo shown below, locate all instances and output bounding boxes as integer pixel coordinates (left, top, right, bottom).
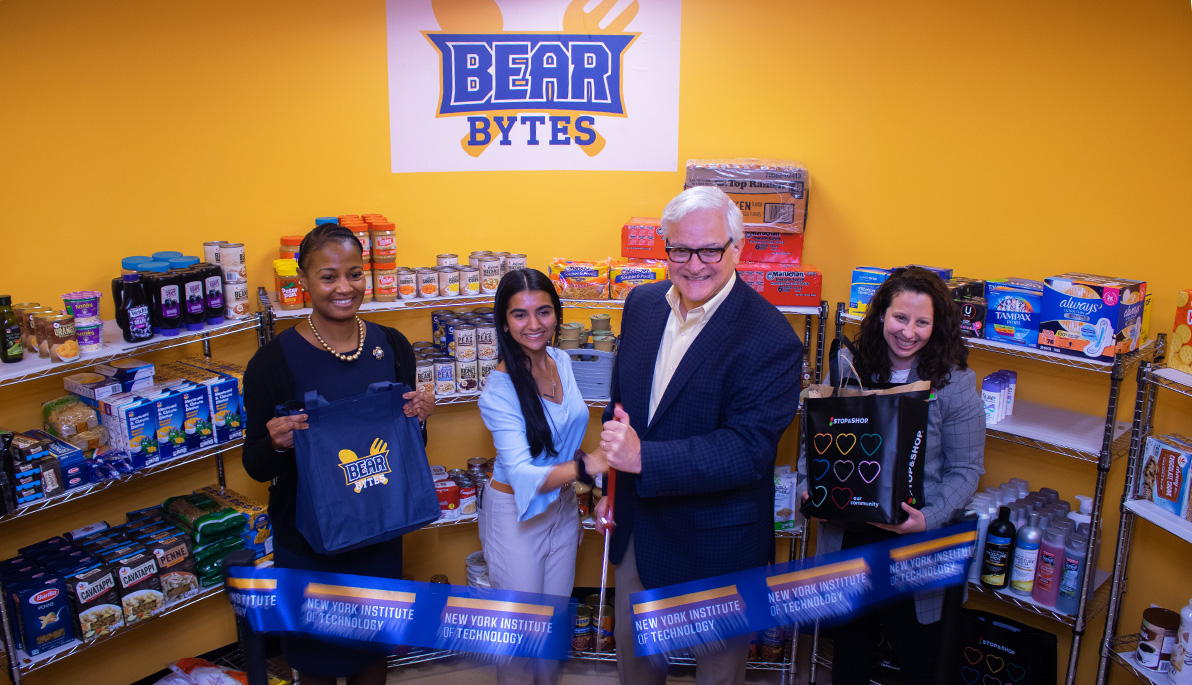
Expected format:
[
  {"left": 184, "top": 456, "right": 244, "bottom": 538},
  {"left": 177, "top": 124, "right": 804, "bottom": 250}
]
[
  {"left": 122, "top": 256, "right": 152, "bottom": 270},
  {"left": 315, "top": 217, "right": 338, "bottom": 226},
  {"left": 151, "top": 251, "right": 182, "bottom": 261},
  {"left": 168, "top": 256, "right": 200, "bottom": 269},
  {"left": 138, "top": 261, "right": 170, "bottom": 273}
]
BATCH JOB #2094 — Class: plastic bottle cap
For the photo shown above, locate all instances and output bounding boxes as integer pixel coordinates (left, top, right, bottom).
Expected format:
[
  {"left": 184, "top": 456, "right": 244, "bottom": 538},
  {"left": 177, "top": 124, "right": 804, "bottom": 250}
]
[
  {"left": 281, "top": 235, "right": 305, "bottom": 246},
  {"left": 138, "top": 261, "right": 171, "bottom": 273},
  {"left": 1076, "top": 495, "right": 1093, "bottom": 514},
  {"left": 152, "top": 251, "right": 182, "bottom": 260},
  {"left": 317, "top": 217, "right": 340, "bottom": 225},
  {"left": 122, "top": 256, "right": 152, "bottom": 270},
  {"left": 168, "top": 256, "right": 200, "bottom": 268}
]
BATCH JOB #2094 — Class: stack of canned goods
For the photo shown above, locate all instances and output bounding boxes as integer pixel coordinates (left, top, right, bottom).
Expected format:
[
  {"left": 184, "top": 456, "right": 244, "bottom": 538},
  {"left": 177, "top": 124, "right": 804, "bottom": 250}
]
[
  {"left": 434, "top": 468, "right": 479, "bottom": 521},
  {"left": 203, "top": 241, "right": 250, "bottom": 320},
  {"left": 412, "top": 306, "right": 500, "bottom": 397},
  {"left": 378, "top": 252, "right": 527, "bottom": 302}
]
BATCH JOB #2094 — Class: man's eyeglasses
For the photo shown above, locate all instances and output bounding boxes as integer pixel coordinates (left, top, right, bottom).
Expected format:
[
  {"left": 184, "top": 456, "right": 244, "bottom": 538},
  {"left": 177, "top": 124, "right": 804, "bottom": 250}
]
[{"left": 664, "top": 240, "right": 733, "bottom": 264}]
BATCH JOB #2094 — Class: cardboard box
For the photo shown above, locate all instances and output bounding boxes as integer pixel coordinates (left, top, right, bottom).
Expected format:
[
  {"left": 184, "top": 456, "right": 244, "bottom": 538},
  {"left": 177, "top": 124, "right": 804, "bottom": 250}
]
[
  {"left": 848, "top": 267, "right": 891, "bottom": 316},
  {"left": 896, "top": 264, "right": 953, "bottom": 281},
  {"left": 958, "top": 298, "right": 987, "bottom": 339},
  {"left": 1139, "top": 436, "right": 1191, "bottom": 521},
  {"left": 7, "top": 575, "right": 73, "bottom": 656},
  {"left": 94, "top": 358, "right": 155, "bottom": 382},
  {"left": 684, "top": 159, "right": 809, "bottom": 233},
  {"left": 621, "top": 217, "right": 666, "bottom": 259},
  {"left": 1038, "top": 273, "right": 1147, "bottom": 361},
  {"left": 985, "top": 279, "right": 1044, "bottom": 349},
  {"left": 737, "top": 263, "right": 821, "bottom": 307},
  {"left": 1168, "top": 290, "right": 1192, "bottom": 375},
  {"left": 622, "top": 219, "right": 805, "bottom": 264}
]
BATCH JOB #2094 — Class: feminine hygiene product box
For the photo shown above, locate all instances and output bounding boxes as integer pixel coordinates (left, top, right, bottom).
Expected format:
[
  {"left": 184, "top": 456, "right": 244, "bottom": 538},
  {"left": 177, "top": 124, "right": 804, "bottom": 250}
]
[
  {"left": 985, "top": 279, "right": 1044, "bottom": 349},
  {"left": 1038, "top": 273, "right": 1146, "bottom": 361}
]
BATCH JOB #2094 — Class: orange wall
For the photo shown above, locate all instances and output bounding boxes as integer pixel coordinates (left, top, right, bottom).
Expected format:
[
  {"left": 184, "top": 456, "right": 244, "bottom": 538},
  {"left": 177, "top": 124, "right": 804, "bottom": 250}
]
[{"left": 2, "top": 0, "right": 1191, "bottom": 683}]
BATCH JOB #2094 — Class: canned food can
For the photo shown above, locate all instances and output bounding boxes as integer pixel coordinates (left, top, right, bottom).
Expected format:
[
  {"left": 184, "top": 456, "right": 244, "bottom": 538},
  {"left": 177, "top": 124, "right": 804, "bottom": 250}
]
[
  {"left": 436, "top": 253, "right": 459, "bottom": 266},
  {"left": 477, "top": 322, "right": 498, "bottom": 360},
  {"left": 223, "top": 282, "right": 250, "bottom": 320},
  {"left": 455, "top": 476, "right": 477, "bottom": 515},
  {"left": 574, "top": 482, "right": 592, "bottom": 519},
  {"left": 454, "top": 324, "right": 477, "bottom": 361},
  {"left": 459, "top": 267, "right": 480, "bottom": 295},
  {"left": 435, "top": 480, "right": 460, "bottom": 520},
  {"left": 479, "top": 258, "right": 501, "bottom": 294},
  {"left": 417, "top": 268, "right": 439, "bottom": 298},
  {"left": 434, "top": 356, "right": 456, "bottom": 396},
  {"left": 31, "top": 310, "right": 57, "bottom": 356},
  {"left": 415, "top": 358, "right": 435, "bottom": 395},
  {"left": 456, "top": 359, "right": 478, "bottom": 393},
  {"left": 468, "top": 252, "right": 489, "bottom": 269},
  {"left": 574, "top": 606, "right": 593, "bottom": 651},
  {"left": 203, "top": 241, "right": 226, "bottom": 265},
  {"left": 436, "top": 266, "right": 460, "bottom": 297},
  {"left": 397, "top": 268, "right": 418, "bottom": 301},
  {"left": 219, "top": 243, "right": 247, "bottom": 283},
  {"left": 45, "top": 314, "right": 79, "bottom": 363},
  {"left": 505, "top": 254, "right": 527, "bottom": 272},
  {"left": 431, "top": 310, "right": 453, "bottom": 346},
  {"left": 467, "top": 457, "right": 488, "bottom": 476},
  {"left": 479, "top": 358, "right": 499, "bottom": 388},
  {"left": 442, "top": 318, "right": 457, "bottom": 355},
  {"left": 491, "top": 252, "right": 510, "bottom": 274},
  {"left": 472, "top": 306, "right": 494, "bottom": 316}
]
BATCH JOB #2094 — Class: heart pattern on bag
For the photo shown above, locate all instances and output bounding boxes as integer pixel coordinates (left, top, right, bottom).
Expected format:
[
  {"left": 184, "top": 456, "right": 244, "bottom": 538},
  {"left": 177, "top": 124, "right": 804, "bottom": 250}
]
[
  {"left": 813, "top": 433, "right": 833, "bottom": 454},
  {"left": 811, "top": 486, "right": 828, "bottom": 507},
  {"left": 835, "top": 433, "right": 857, "bottom": 455},
  {"left": 985, "top": 655, "right": 1005, "bottom": 673},
  {"left": 960, "top": 667, "right": 980, "bottom": 685},
  {"left": 1005, "top": 662, "right": 1026, "bottom": 682},
  {"left": 858, "top": 460, "right": 881, "bottom": 483},
  {"left": 983, "top": 676, "right": 1002, "bottom": 685},
  {"left": 812, "top": 459, "right": 830, "bottom": 481},
  {"left": 964, "top": 647, "right": 983, "bottom": 665},
  {"left": 831, "top": 487, "right": 852, "bottom": 509},
  {"left": 833, "top": 460, "right": 855, "bottom": 481},
  {"left": 859, "top": 433, "right": 882, "bottom": 456}
]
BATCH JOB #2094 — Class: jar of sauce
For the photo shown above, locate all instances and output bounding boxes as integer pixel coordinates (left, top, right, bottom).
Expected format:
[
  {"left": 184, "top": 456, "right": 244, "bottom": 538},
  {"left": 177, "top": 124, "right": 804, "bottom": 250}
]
[
  {"left": 140, "top": 261, "right": 182, "bottom": 335},
  {"left": 197, "top": 261, "right": 225, "bottom": 324}
]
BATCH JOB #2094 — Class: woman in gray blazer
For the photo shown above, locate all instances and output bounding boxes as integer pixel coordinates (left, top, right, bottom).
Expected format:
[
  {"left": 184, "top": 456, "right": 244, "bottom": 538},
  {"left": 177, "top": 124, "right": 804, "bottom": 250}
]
[{"left": 809, "top": 266, "right": 985, "bottom": 684}]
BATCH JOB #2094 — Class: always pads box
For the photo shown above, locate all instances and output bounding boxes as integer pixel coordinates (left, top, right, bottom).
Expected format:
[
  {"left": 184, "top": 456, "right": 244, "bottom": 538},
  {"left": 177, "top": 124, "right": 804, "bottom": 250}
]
[
  {"left": 1167, "top": 290, "right": 1192, "bottom": 375},
  {"left": 683, "top": 158, "right": 809, "bottom": 232},
  {"left": 801, "top": 381, "right": 931, "bottom": 525},
  {"left": 1138, "top": 436, "right": 1192, "bottom": 521},
  {"left": 737, "top": 263, "right": 821, "bottom": 307},
  {"left": 1038, "top": 273, "right": 1146, "bottom": 361},
  {"left": 985, "top": 279, "right": 1044, "bottom": 349}
]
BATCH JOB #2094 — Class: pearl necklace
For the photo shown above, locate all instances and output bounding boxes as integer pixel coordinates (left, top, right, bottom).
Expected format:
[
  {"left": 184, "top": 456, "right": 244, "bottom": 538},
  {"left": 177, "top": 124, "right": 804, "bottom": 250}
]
[{"left": 308, "top": 314, "right": 365, "bottom": 362}]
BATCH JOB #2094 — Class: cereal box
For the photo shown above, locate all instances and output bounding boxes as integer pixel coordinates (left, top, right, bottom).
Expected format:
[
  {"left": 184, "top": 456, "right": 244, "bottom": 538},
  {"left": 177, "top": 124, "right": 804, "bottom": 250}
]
[
  {"left": 549, "top": 258, "right": 611, "bottom": 300},
  {"left": 848, "top": 267, "right": 890, "bottom": 316},
  {"left": 683, "top": 158, "right": 809, "bottom": 232},
  {"left": 1139, "top": 436, "right": 1192, "bottom": 521},
  {"left": 985, "top": 279, "right": 1044, "bottom": 348},
  {"left": 609, "top": 260, "right": 667, "bottom": 300},
  {"left": 737, "top": 263, "right": 821, "bottom": 307},
  {"left": 1167, "top": 289, "right": 1192, "bottom": 375},
  {"left": 1038, "top": 273, "right": 1147, "bottom": 361}
]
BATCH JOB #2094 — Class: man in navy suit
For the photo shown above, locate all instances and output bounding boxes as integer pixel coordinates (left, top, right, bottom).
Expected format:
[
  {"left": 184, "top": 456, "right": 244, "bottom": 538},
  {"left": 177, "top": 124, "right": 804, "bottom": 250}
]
[{"left": 596, "top": 186, "right": 803, "bottom": 684}]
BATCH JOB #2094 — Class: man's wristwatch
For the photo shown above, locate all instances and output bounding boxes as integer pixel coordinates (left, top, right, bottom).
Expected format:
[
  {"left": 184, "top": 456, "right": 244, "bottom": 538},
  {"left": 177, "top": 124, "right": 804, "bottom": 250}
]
[{"left": 574, "top": 449, "right": 596, "bottom": 486}]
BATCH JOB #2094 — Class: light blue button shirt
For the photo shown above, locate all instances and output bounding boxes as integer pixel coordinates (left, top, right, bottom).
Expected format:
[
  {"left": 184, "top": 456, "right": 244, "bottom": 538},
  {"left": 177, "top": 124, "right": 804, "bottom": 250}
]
[{"left": 478, "top": 346, "right": 588, "bottom": 521}]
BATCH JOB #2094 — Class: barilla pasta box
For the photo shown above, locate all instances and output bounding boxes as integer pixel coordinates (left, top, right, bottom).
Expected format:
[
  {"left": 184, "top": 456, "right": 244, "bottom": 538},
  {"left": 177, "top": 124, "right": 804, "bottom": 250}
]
[
  {"left": 621, "top": 217, "right": 666, "bottom": 260},
  {"left": 1038, "top": 273, "right": 1147, "bottom": 361},
  {"left": 985, "top": 279, "right": 1044, "bottom": 348},
  {"left": 8, "top": 575, "right": 73, "bottom": 656},
  {"left": 848, "top": 267, "right": 890, "bottom": 316},
  {"left": 737, "top": 263, "right": 822, "bottom": 307},
  {"left": 1167, "top": 290, "right": 1192, "bottom": 375},
  {"left": 1139, "top": 436, "right": 1192, "bottom": 520},
  {"left": 683, "top": 158, "right": 809, "bottom": 232}
]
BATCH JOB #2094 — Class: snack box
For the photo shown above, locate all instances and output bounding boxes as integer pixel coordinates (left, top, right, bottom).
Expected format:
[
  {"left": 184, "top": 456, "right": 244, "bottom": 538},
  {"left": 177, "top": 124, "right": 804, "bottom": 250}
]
[
  {"left": 170, "top": 362, "right": 244, "bottom": 443},
  {"left": 683, "top": 158, "right": 809, "bottom": 232},
  {"left": 1139, "top": 435, "right": 1192, "bottom": 521},
  {"left": 7, "top": 574, "right": 73, "bottom": 656},
  {"left": 848, "top": 267, "right": 891, "bottom": 316},
  {"left": 1141, "top": 292, "right": 1154, "bottom": 344},
  {"left": 1167, "top": 289, "right": 1192, "bottom": 375},
  {"left": 737, "top": 263, "right": 821, "bottom": 307},
  {"left": 9, "top": 431, "right": 51, "bottom": 463},
  {"left": 609, "top": 260, "right": 667, "bottom": 300},
  {"left": 93, "top": 358, "right": 155, "bottom": 382},
  {"left": 984, "top": 279, "right": 1044, "bottom": 349},
  {"left": 63, "top": 372, "right": 123, "bottom": 404},
  {"left": 1038, "top": 273, "right": 1147, "bottom": 361},
  {"left": 25, "top": 429, "right": 87, "bottom": 491}
]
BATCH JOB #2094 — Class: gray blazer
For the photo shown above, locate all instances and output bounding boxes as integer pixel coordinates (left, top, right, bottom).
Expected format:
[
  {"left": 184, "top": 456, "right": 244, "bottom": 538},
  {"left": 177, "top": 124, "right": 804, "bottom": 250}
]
[{"left": 800, "top": 349, "right": 986, "bottom": 623}]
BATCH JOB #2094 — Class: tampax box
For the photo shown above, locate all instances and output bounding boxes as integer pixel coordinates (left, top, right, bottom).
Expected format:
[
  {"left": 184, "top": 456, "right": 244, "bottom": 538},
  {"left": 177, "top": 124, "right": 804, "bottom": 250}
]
[
  {"left": 683, "top": 158, "right": 809, "bottom": 232},
  {"left": 737, "top": 263, "right": 821, "bottom": 307},
  {"left": 8, "top": 575, "right": 73, "bottom": 656},
  {"left": 1167, "top": 290, "right": 1192, "bottom": 375},
  {"left": 848, "top": 267, "right": 891, "bottom": 316},
  {"left": 1139, "top": 436, "right": 1192, "bottom": 520},
  {"left": 984, "top": 279, "right": 1044, "bottom": 349},
  {"left": 1038, "top": 273, "right": 1146, "bottom": 362}
]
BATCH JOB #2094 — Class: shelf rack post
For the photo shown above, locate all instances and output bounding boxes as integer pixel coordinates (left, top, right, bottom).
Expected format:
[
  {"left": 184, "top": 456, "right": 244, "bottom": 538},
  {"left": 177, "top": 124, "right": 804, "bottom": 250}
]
[{"left": 0, "top": 575, "right": 20, "bottom": 685}]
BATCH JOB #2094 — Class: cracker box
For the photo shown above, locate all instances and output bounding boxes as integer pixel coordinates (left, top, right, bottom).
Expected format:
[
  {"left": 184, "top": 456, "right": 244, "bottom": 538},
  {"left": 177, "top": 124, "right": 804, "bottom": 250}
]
[
  {"left": 1038, "top": 273, "right": 1147, "bottom": 361},
  {"left": 848, "top": 267, "right": 891, "bottom": 316},
  {"left": 985, "top": 279, "right": 1044, "bottom": 349},
  {"left": 1167, "top": 290, "right": 1192, "bottom": 375},
  {"left": 737, "top": 263, "right": 822, "bottom": 307},
  {"left": 683, "top": 158, "right": 809, "bottom": 232},
  {"left": 1139, "top": 436, "right": 1192, "bottom": 520}
]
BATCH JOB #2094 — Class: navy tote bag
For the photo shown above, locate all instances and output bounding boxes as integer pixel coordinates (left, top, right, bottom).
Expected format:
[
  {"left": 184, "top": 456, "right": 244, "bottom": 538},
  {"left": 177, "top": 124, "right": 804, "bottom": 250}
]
[{"left": 289, "top": 382, "right": 439, "bottom": 555}]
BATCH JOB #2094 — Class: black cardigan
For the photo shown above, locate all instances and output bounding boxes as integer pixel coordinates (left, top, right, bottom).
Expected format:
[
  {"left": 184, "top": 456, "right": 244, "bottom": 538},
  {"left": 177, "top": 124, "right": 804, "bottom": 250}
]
[{"left": 242, "top": 323, "right": 420, "bottom": 555}]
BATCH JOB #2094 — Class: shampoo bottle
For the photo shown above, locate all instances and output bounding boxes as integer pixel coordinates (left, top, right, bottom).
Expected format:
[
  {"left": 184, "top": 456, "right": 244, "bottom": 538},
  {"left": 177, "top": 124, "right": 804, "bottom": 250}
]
[
  {"left": 981, "top": 506, "right": 1017, "bottom": 590},
  {"left": 1010, "top": 512, "right": 1043, "bottom": 596},
  {"left": 1055, "top": 523, "right": 1091, "bottom": 615},
  {"left": 1171, "top": 598, "right": 1192, "bottom": 685},
  {"left": 969, "top": 496, "right": 994, "bottom": 583},
  {"left": 1069, "top": 495, "right": 1093, "bottom": 528},
  {"left": 1032, "top": 525, "right": 1067, "bottom": 607}
]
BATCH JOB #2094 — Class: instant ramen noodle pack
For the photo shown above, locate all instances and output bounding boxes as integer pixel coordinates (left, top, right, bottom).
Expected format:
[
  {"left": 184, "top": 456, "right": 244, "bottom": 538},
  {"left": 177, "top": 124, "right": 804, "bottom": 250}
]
[
  {"left": 549, "top": 258, "right": 612, "bottom": 300},
  {"left": 610, "top": 260, "right": 667, "bottom": 299},
  {"left": 1038, "top": 273, "right": 1147, "bottom": 362}
]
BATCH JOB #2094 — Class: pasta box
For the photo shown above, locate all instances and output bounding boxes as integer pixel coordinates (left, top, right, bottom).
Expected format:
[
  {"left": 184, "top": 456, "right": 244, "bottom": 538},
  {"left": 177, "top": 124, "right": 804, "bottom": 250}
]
[
  {"left": 736, "top": 263, "right": 821, "bottom": 307},
  {"left": 985, "top": 279, "right": 1044, "bottom": 349},
  {"left": 8, "top": 575, "right": 73, "bottom": 656},
  {"left": 112, "top": 550, "right": 164, "bottom": 625},
  {"left": 65, "top": 563, "right": 124, "bottom": 642},
  {"left": 1038, "top": 273, "right": 1147, "bottom": 361}
]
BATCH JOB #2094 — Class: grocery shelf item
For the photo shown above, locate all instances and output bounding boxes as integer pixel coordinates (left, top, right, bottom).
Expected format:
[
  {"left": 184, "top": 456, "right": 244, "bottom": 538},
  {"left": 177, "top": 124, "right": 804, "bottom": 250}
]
[
  {"left": 848, "top": 267, "right": 890, "bottom": 315},
  {"left": 984, "top": 279, "right": 1044, "bottom": 348},
  {"left": 683, "top": 158, "right": 809, "bottom": 233},
  {"left": 1137, "top": 435, "right": 1192, "bottom": 520},
  {"left": 219, "top": 243, "right": 247, "bottom": 283},
  {"left": 609, "top": 260, "right": 667, "bottom": 299},
  {"left": 119, "top": 273, "right": 154, "bottom": 344},
  {"left": 1038, "top": 273, "right": 1146, "bottom": 362},
  {"left": 550, "top": 258, "right": 612, "bottom": 300},
  {"left": 737, "top": 263, "right": 820, "bottom": 307},
  {"left": 1, "top": 295, "right": 23, "bottom": 363}
]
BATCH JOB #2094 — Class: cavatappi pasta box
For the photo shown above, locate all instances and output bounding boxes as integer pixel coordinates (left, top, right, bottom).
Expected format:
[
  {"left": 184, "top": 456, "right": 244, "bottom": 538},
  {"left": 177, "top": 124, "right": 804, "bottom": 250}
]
[{"left": 1168, "top": 289, "right": 1192, "bottom": 375}]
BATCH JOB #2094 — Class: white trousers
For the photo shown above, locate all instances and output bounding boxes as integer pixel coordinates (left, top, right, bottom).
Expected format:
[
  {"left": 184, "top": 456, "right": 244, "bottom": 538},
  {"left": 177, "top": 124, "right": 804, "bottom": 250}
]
[{"left": 480, "top": 484, "right": 580, "bottom": 685}]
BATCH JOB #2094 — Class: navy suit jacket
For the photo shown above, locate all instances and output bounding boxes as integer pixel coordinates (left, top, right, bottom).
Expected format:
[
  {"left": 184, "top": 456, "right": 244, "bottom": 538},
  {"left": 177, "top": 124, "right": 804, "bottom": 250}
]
[{"left": 603, "top": 277, "right": 803, "bottom": 590}]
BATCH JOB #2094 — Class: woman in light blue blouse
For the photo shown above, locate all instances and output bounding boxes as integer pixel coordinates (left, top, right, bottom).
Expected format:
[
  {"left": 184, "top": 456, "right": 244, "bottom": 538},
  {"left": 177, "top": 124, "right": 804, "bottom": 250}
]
[{"left": 477, "top": 269, "right": 606, "bottom": 685}]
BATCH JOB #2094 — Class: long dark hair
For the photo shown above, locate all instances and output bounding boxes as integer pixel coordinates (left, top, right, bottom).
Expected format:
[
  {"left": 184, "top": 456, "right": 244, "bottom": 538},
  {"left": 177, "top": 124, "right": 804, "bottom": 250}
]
[
  {"left": 494, "top": 268, "right": 564, "bottom": 458},
  {"left": 296, "top": 224, "right": 363, "bottom": 272},
  {"left": 853, "top": 267, "right": 968, "bottom": 389}
]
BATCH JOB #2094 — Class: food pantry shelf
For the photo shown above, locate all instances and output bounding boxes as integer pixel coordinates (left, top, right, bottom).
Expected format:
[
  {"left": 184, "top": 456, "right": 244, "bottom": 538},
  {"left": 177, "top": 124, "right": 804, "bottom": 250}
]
[
  {"left": 985, "top": 400, "right": 1131, "bottom": 463},
  {"left": 0, "top": 439, "right": 245, "bottom": 526},
  {"left": 1108, "top": 635, "right": 1169, "bottom": 685},
  {"left": 436, "top": 391, "right": 610, "bottom": 409},
  {"left": 9, "top": 584, "right": 226, "bottom": 675},
  {"left": 570, "top": 649, "right": 792, "bottom": 671},
  {"left": 1124, "top": 499, "right": 1192, "bottom": 545},
  {"left": 0, "top": 317, "right": 260, "bottom": 389},
  {"left": 1146, "top": 366, "right": 1192, "bottom": 401},
  {"left": 839, "top": 312, "right": 1154, "bottom": 375},
  {"left": 967, "top": 568, "right": 1111, "bottom": 626}
]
